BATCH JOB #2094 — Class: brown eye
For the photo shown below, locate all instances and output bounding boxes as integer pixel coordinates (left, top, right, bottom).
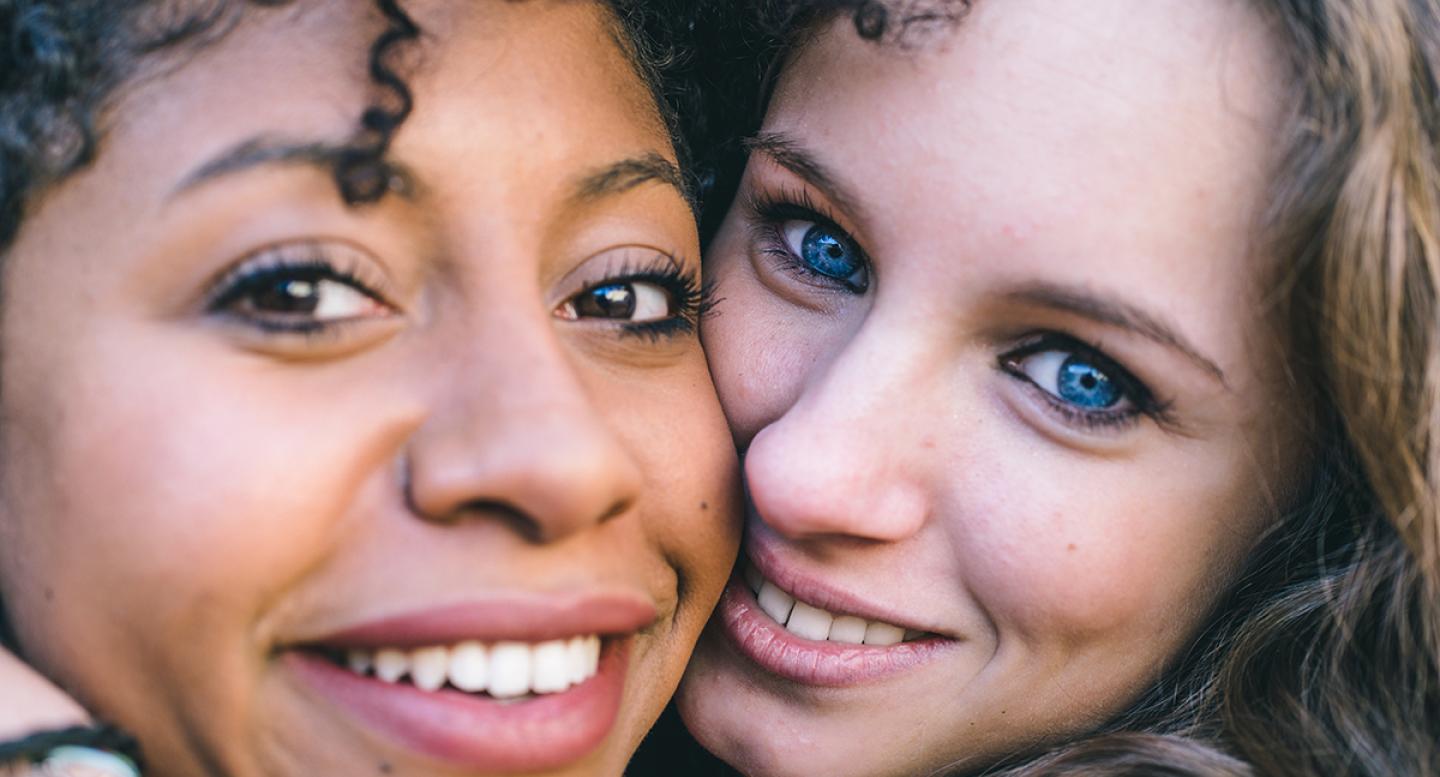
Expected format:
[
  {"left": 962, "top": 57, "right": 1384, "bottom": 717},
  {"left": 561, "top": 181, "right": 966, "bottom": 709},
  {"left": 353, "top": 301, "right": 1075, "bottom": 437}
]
[
  {"left": 246, "top": 277, "right": 373, "bottom": 317},
  {"left": 206, "top": 243, "right": 396, "bottom": 335},
  {"left": 558, "top": 281, "right": 674, "bottom": 323},
  {"left": 217, "top": 269, "right": 387, "bottom": 326}
]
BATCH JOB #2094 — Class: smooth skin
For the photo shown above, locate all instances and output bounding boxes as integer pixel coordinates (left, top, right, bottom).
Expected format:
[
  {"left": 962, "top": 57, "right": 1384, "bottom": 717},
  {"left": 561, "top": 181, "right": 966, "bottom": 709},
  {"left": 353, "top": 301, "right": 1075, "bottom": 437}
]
[
  {"left": 0, "top": 2, "right": 737, "bottom": 775},
  {"left": 681, "top": 1, "right": 1302, "bottom": 775}
]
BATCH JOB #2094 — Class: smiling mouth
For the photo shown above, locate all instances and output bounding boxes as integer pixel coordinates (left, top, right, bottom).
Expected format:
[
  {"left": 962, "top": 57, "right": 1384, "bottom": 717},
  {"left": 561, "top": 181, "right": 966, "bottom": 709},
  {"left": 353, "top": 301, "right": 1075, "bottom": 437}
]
[
  {"left": 742, "top": 562, "right": 931, "bottom": 645},
  {"left": 311, "top": 635, "right": 604, "bottom": 700}
]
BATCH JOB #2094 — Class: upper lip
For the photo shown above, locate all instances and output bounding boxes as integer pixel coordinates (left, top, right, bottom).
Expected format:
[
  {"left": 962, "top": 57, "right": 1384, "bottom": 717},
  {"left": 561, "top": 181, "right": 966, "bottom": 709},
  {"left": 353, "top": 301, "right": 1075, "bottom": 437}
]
[
  {"left": 298, "top": 592, "right": 659, "bottom": 649},
  {"left": 746, "top": 533, "right": 955, "bottom": 639}
]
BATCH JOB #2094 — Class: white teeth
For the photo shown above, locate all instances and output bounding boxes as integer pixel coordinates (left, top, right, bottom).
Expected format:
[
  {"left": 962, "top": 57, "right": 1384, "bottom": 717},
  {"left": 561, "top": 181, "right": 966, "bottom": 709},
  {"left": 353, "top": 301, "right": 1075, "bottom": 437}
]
[
  {"left": 335, "top": 635, "right": 602, "bottom": 697},
  {"left": 566, "top": 636, "right": 594, "bottom": 685},
  {"left": 487, "top": 642, "right": 533, "bottom": 700},
  {"left": 374, "top": 648, "right": 409, "bottom": 683},
  {"left": 757, "top": 581, "right": 797, "bottom": 625},
  {"left": 586, "top": 635, "right": 601, "bottom": 673},
  {"left": 449, "top": 641, "right": 490, "bottom": 693},
  {"left": 409, "top": 646, "right": 449, "bottom": 692},
  {"left": 785, "top": 601, "right": 834, "bottom": 641},
  {"left": 747, "top": 565, "right": 926, "bottom": 647},
  {"left": 863, "top": 621, "right": 905, "bottom": 646},
  {"left": 531, "top": 640, "right": 571, "bottom": 694},
  {"left": 828, "top": 615, "right": 869, "bottom": 644}
]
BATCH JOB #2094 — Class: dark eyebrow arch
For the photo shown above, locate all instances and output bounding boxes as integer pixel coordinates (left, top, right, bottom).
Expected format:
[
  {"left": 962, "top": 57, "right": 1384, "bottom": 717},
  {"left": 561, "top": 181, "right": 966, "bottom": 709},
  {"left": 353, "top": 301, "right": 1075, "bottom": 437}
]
[
  {"left": 1007, "top": 281, "right": 1229, "bottom": 386},
  {"left": 572, "top": 152, "right": 692, "bottom": 211},
  {"left": 744, "top": 131, "right": 863, "bottom": 218},
  {"left": 169, "top": 136, "right": 420, "bottom": 201}
]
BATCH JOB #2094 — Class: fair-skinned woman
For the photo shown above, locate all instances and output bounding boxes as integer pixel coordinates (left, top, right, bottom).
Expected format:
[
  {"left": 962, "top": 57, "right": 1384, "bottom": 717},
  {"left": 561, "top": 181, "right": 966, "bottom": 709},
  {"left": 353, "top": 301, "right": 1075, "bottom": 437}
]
[
  {"left": 670, "top": 0, "right": 1440, "bottom": 775},
  {"left": 0, "top": 1, "right": 738, "bottom": 775}
]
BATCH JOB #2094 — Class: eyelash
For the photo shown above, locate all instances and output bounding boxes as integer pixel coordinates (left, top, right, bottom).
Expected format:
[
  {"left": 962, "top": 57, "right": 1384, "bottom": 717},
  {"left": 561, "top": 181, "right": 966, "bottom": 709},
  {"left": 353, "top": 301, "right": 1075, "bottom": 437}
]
[
  {"left": 573, "top": 254, "right": 713, "bottom": 342},
  {"left": 205, "top": 244, "right": 392, "bottom": 336},
  {"left": 999, "top": 332, "right": 1174, "bottom": 433},
  {"left": 747, "top": 186, "right": 871, "bottom": 293}
]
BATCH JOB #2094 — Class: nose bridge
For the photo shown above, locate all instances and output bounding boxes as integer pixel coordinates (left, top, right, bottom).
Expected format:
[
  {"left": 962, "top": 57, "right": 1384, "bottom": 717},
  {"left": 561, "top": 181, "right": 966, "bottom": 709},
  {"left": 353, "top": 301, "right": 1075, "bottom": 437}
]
[
  {"left": 745, "top": 317, "right": 935, "bottom": 542},
  {"left": 406, "top": 285, "right": 643, "bottom": 542}
]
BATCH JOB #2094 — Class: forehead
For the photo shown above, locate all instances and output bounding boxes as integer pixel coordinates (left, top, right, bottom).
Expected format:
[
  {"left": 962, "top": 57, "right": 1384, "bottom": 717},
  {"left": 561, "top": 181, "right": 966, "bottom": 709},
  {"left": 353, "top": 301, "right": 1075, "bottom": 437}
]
[
  {"left": 101, "top": 0, "right": 666, "bottom": 211},
  {"left": 769, "top": 0, "right": 1286, "bottom": 370}
]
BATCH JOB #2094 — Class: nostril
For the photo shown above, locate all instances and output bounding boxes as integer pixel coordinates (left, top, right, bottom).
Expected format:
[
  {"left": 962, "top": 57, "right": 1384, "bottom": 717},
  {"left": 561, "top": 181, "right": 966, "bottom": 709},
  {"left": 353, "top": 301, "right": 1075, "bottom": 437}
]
[
  {"left": 596, "top": 496, "right": 633, "bottom": 525},
  {"left": 458, "top": 500, "right": 542, "bottom": 541}
]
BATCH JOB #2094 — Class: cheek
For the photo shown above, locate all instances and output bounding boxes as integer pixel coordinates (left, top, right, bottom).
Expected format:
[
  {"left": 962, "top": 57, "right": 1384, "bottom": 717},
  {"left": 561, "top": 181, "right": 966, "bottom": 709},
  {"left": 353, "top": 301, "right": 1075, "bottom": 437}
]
[
  {"left": 611, "top": 356, "right": 740, "bottom": 589},
  {"left": 702, "top": 242, "right": 848, "bottom": 444},
  {"left": 558, "top": 355, "right": 740, "bottom": 758},
  {"left": 948, "top": 453, "right": 1261, "bottom": 649},
  {"left": 0, "top": 332, "right": 405, "bottom": 697},
  {"left": 589, "top": 353, "right": 741, "bottom": 666}
]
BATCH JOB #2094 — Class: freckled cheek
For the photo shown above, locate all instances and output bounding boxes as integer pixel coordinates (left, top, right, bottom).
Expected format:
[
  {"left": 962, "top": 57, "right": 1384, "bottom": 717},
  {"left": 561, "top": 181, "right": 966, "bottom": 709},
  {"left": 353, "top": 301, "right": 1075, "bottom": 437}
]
[{"left": 949, "top": 490, "right": 1215, "bottom": 644}]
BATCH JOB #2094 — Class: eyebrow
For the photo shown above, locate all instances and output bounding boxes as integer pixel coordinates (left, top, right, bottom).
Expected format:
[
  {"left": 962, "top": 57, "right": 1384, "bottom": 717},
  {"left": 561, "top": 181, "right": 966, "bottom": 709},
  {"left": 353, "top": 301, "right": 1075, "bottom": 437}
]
[
  {"left": 744, "top": 131, "right": 863, "bottom": 217},
  {"left": 170, "top": 136, "right": 420, "bottom": 202},
  {"left": 172, "top": 137, "right": 690, "bottom": 216},
  {"left": 1006, "top": 281, "right": 1229, "bottom": 385},
  {"left": 571, "top": 151, "right": 692, "bottom": 212}
]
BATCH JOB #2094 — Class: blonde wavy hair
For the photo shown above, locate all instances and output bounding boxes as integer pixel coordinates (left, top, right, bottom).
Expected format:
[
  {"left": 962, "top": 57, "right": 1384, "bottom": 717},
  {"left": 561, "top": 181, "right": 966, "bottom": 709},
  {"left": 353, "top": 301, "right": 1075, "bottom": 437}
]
[{"left": 990, "top": 0, "right": 1440, "bottom": 774}]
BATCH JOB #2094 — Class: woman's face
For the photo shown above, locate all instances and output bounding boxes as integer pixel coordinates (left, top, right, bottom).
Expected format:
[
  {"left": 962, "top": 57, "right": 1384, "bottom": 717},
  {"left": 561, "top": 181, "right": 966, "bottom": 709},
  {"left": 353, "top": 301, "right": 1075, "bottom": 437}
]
[
  {"left": 682, "top": 1, "right": 1298, "bottom": 775},
  {"left": 0, "top": 2, "right": 737, "bottom": 775}
]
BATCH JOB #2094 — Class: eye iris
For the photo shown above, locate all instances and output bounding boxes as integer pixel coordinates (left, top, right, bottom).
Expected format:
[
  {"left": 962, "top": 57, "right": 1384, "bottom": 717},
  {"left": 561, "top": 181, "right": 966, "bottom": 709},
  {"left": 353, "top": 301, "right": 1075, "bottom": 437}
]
[
  {"left": 801, "top": 226, "right": 858, "bottom": 280},
  {"left": 255, "top": 279, "right": 320, "bottom": 314},
  {"left": 577, "top": 283, "right": 636, "bottom": 319},
  {"left": 1057, "top": 356, "right": 1120, "bottom": 408}
]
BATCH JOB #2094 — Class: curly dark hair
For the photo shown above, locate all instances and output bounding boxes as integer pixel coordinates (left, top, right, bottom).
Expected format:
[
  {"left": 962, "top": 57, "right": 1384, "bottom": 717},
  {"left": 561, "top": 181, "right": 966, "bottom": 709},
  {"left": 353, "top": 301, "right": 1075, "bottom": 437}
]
[{"left": 0, "top": 0, "right": 708, "bottom": 255}]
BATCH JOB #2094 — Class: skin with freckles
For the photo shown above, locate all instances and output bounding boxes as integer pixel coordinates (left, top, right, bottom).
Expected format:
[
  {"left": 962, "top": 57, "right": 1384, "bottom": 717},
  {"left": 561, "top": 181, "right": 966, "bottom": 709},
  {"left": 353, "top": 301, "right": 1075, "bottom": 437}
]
[
  {"left": 679, "top": 1, "right": 1305, "bottom": 775},
  {"left": 0, "top": 2, "right": 738, "bottom": 775}
]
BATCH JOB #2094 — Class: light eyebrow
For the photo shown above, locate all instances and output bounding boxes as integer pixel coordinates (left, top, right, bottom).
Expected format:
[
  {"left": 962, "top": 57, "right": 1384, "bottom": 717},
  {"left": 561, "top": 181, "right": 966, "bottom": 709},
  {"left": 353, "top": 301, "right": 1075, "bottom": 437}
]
[
  {"left": 1006, "top": 281, "right": 1229, "bottom": 386},
  {"left": 744, "top": 131, "right": 863, "bottom": 218},
  {"left": 169, "top": 135, "right": 420, "bottom": 202},
  {"left": 572, "top": 152, "right": 692, "bottom": 211}
]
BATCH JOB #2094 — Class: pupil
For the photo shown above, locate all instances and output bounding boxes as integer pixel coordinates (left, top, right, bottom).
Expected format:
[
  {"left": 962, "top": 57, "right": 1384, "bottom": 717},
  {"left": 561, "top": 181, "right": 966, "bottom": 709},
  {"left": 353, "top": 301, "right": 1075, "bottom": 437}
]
[
  {"left": 1057, "top": 356, "right": 1119, "bottom": 409},
  {"left": 256, "top": 279, "right": 319, "bottom": 314},
  {"left": 801, "top": 226, "right": 858, "bottom": 280},
  {"left": 579, "top": 283, "right": 635, "bottom": 319}
]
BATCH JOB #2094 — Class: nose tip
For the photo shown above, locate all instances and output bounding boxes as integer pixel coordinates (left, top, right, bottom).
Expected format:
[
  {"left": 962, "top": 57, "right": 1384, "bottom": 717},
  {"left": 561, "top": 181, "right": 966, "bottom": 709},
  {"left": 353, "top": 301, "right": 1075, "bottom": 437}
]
[
  {"left": 742, "top": 419, "right": 930, "bottom": 543},
  {"left": 405, "top": 394, "right": 644, "bottom": 543}
]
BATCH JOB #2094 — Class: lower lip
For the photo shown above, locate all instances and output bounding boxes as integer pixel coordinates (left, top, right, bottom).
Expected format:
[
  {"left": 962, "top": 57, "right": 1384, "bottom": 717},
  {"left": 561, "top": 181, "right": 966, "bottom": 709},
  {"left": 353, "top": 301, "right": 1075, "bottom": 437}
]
[
  {"left": 286, "top": 640, "right": 629, "bottom": 773},
  {"left": 718, "top": 578, "right": 954, "bottom": 688}
]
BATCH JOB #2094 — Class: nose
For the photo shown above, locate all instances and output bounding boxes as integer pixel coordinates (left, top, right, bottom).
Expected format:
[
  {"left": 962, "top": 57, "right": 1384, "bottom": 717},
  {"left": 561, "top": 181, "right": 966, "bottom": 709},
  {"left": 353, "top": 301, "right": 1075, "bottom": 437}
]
[
  {"left": 404, "top": 312, "right": 644, "bottom": 543},
  {"left": 742, "top": 323, "right": 934, "bottom": 543}
]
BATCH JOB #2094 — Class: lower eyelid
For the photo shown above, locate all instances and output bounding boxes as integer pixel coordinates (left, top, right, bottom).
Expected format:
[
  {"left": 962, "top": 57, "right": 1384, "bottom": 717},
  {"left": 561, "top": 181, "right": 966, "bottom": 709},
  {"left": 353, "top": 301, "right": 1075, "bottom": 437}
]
[{"left": 751, "top": 222, "right": 848, "bottom": 291}]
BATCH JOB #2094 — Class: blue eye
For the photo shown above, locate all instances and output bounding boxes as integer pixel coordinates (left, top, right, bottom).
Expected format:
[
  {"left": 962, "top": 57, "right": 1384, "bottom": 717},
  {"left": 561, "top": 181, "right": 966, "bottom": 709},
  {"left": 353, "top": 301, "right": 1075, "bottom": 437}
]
[
  {"left": 1057, "top": 357, "right": 1120, "bottom": 408},
  {"left": 1012, "top": 348, "right": 1129, "bottom": 411},
  {"left": 781, "top": 220, "right": 869, "bottom": 291}
]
